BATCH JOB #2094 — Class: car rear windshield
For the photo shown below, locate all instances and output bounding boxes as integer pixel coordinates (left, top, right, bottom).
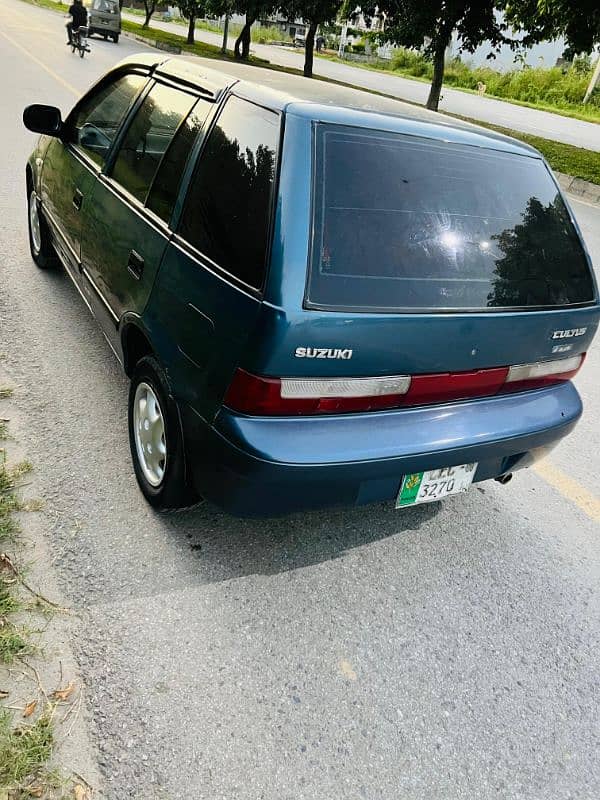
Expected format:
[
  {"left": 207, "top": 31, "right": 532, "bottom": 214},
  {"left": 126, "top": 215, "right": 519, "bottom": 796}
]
[{"left": 306, "top": 124, "right": 595, "bottom": 312}]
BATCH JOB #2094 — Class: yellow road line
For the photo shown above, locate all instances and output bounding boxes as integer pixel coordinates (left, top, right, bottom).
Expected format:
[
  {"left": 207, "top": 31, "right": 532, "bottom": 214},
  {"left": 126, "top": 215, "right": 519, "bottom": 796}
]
[
  {"left": 0, "top": 28, "right": 80, "bottom": 98},
  {"left": 534, "top": 459, "right": 600, "bottom": 524}
]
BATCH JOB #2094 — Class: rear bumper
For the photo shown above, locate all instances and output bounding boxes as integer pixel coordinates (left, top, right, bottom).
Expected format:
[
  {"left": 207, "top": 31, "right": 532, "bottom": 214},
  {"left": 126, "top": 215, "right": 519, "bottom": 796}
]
[{"left": 182, "top": 381, "right": 582, "bottom": 516}]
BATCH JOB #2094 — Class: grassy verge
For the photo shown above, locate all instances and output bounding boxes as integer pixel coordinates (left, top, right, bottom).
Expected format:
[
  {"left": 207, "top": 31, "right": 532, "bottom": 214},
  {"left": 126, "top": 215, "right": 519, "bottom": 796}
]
[
  {"left": 0, "top": 403, "right": 87, "bottom": 798},
  {"left": 0, "top": 409, "right": 52, "bottom": 798},
  {"left": 0, "top": 711, "right": 53, "bottom": 794},
  {"left": 122, "top": 7, "right": 291, "bottom": 44},
  {"left": 17, "top": 0, "right": 600, "bottom": 186},
  {"left": 121, "top": 18, "right": 271, "bottom": 65}
]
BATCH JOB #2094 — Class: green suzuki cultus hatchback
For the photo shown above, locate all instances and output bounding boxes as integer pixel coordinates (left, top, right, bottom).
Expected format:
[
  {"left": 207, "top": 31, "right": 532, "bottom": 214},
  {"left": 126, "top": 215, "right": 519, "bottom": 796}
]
[{"left": 24, "top": 55, "right": 599, "bottom": 516}]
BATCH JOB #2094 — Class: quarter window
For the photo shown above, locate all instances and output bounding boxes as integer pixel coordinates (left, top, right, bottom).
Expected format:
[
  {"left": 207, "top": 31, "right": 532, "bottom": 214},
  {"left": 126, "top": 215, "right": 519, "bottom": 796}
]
[
  {"left": 111, "top": 83, "right": 198, "bottom": 205},
  {"left": 72, "top": 74, "right": 146, "bottom": 168},
  {"left": 179, "top": 96, "right": 280, "bottom": 290}
]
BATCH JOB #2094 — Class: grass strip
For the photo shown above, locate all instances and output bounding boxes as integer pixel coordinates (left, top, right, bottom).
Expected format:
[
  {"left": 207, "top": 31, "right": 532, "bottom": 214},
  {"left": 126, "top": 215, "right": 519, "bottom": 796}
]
[
  {"left": 0, "top": 710, "right": 53, "bottom": 790},
  {"left": 0, "top": 400, "right": 53, "bottom": 795},
  {"left": 0, "top": 454, "right": 33, "bottom": 664}
]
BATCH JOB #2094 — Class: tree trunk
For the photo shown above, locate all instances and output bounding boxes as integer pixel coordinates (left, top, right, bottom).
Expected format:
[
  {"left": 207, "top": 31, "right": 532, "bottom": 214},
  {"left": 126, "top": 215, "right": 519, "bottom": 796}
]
[
  {"left": 234, "top": 13, "right": 255, "bottom": 59},
  {"left": 142, "top": 2, "right": 154, "bottom": 28},
  {"left": 187, "top": 13, "right": 195, "bottom": 45},
  {"left": 304, "top": 21, "right": 318, "bottom": 78},
  {"left": 426, "top": 40, "right": 447, "bottom": 111},
  {"left": 221, "top": 14, "right": 229, "bottom": 54}
]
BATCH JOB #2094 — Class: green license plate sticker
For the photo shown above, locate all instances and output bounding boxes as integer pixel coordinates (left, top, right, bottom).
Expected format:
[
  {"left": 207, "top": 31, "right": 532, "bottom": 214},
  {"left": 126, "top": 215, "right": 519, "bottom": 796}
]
[
  {"left": 396, "top": 463, "right": 477, "bottom": 508},
  {"left": 397, "top": 473, "right": 424, "bottom": 507}
]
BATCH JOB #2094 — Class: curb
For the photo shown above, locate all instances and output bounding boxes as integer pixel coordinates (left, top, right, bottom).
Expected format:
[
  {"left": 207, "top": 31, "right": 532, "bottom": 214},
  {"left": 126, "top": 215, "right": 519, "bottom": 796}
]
[
  {"left": 556, "top": 172, "right": 600, "bottom": 205},
  {"left": 124, "top": 30, "right": 181, "bottom": 54}
]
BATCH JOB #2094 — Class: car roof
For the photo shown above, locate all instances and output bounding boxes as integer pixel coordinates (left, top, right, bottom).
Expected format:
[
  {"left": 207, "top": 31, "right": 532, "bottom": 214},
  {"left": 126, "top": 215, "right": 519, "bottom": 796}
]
[{"left": 114, "top": 53, "right": 541, "bottom": 159}]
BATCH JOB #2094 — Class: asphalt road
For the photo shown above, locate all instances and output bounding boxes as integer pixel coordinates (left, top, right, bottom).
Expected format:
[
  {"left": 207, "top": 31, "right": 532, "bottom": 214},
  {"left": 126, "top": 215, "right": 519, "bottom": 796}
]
[
  {"left": 122, "top": 10, "right": 600, "bottom": 153},
  {"left": 2, "top": 2, "right": 600, "bottom": 798}
]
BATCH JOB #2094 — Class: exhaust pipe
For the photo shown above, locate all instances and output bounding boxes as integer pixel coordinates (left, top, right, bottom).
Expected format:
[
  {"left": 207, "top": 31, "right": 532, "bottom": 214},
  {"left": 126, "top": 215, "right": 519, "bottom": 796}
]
[{"left": 495, "top": 473, "right": 513, "bottom": 485}]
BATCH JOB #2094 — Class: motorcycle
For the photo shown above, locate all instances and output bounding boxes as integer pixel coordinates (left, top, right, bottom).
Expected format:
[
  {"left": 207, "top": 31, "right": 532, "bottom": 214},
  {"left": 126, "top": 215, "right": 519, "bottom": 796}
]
[{"left": 66, "top": 16, "right": 91, "bottom": 58}]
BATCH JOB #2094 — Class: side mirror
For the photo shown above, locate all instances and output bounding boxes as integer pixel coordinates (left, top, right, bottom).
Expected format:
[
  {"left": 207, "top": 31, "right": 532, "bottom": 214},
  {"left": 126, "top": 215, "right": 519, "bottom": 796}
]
[{"left": 23, "top": 104, "right": 63, "bottom": 137}]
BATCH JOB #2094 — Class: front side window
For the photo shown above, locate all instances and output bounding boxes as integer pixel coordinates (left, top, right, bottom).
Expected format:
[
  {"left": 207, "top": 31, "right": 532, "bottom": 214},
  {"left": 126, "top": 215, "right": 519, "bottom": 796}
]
[
  {"left": 72, "top": 74, "right": 146, "bottom": 168},
  {"left": 111, "top": 83, "right": 197, "bottom": 205},
  {"left": 307, "top": 124, "right": 595, "bottom": 312},
  {"left": 179, "top": 96, "right": 280, "bottom": 290}
]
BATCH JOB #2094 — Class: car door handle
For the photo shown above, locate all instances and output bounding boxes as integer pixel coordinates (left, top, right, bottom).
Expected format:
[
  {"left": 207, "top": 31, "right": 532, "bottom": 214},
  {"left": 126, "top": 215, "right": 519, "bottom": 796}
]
[
  {"left": 72, "top": 189, "right": 84, "bottom": 211},
  {"left": 127, "top": 250, "right": 144, "bottom": 280}
]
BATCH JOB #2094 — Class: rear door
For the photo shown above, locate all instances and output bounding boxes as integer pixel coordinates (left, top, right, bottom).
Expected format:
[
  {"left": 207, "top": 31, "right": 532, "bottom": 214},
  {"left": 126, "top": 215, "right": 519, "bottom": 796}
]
[
  {"left": 145, "top": 94, "right": 282, "bottom": 417},
  {"left": 40, "top": 72, "right": 146, "bottom": 280},
  {"left": 80, "top": 81, "right": 211, "bottom": 350}
]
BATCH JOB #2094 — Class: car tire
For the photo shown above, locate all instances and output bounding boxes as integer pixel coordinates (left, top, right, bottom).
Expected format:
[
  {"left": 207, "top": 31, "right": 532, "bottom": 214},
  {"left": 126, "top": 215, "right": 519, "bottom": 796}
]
[
  {"left": 112, "top": 33, "right": 119, "bottom": 43},
  {"left": 128, "top": 355, "right": 195, "bottom": 510},
  {"left": 27, "top": 190, "right": 56, "bottom": 269}
]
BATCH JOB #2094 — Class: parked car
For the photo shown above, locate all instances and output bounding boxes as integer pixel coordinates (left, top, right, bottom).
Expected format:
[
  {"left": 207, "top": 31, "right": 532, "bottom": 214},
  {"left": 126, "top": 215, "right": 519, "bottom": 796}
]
[
  {"left": 23, "top": 55, "right": 599, "bottom": 516},
  {"left": 88, "top": 0, "right": 120, "bottom": 43}
]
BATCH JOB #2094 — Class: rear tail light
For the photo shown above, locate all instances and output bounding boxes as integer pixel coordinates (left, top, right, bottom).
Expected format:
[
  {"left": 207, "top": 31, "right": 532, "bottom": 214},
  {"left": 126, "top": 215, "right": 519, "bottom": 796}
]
[
  {"left": 224, "top": 354, "right": 585, "bottom": 416},
  {"left": 502, "top": 353, "right": 585, "bottom": 392}
]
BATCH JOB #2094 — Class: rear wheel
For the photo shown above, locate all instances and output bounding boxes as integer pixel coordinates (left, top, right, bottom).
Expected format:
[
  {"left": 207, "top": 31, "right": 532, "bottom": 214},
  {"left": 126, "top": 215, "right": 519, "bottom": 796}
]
[
  {"left": 128, "top": 356, "right": 195, "bottom": 509},
  {"left": 112, "top": 33, "right": 119, "bottom": 43},
  {"left": 79, "top": 45, "right": 85, "bottom": 58},
  {"left": 27, "top": 190, "right": 56, "bottom": 270}
]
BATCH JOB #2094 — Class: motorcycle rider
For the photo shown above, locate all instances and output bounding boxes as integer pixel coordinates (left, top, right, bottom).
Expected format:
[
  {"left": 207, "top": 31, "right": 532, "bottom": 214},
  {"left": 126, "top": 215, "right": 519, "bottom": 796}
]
[{"left": 66, "top": 0, "right": 87, "bottom": 46}]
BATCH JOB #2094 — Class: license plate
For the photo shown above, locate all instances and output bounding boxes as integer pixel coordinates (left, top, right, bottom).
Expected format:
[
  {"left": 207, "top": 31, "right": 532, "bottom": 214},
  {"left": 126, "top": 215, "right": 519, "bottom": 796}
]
[{"left": 396, "top": 463, "right": 477, "bottom": 507}]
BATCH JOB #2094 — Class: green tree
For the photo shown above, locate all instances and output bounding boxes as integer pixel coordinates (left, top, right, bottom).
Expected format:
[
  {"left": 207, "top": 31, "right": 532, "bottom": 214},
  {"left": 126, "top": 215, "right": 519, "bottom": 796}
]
[
  {"left": 505, "top": 0, "right": 600, "bottom": 53},
  {"left": 363, "top": 1, "right": 512, "bottom": 110},
  {"left": 142, "top": 0, "right": 156, "bottom": 28},
  {"left": 178, "top": 0, "right": 208, "bottom": 44},
  {"left": 286, "top": 1, "right": 345, "bottom": 77},
  {"left": 231, "top": 2, "right": 279, "bottom": 59},
  {"left": 205, "top": 0, "right": 235, "bottom": 52}
]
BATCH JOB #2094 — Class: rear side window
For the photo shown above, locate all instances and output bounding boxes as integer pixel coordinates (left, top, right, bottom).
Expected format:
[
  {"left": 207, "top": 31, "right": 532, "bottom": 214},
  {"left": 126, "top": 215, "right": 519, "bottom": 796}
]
[
  {"left": 72, "top": 74, "right": 146, "bottom": 168},
  {"left": 111, "top": 83, "right": 197, "bottom": 205},
  {"left": 146, "top": 99, "right": 210, "bottom": 224},
  {"left": 179, "top": 96, "right": 280, "bottom": 290},
  {"left": 307, "top": 124, "right": 595, "bottom": 312}
]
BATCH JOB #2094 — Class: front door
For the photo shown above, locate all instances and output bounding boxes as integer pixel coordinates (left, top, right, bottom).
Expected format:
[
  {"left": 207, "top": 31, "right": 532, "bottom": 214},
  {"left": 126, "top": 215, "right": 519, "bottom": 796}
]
[
  {"left": 40, "top": 140, "right": 95, "bottom": 279},
  {"left": 41, "top": 72, "right": 148, "bottom": 283}
]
